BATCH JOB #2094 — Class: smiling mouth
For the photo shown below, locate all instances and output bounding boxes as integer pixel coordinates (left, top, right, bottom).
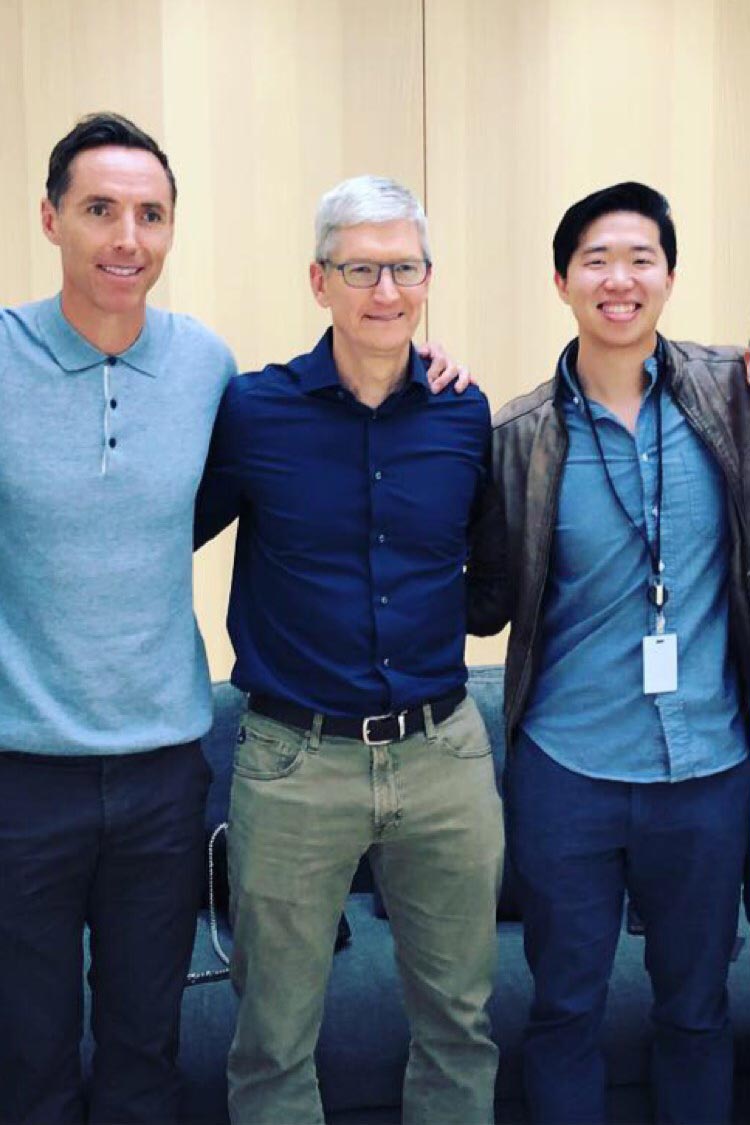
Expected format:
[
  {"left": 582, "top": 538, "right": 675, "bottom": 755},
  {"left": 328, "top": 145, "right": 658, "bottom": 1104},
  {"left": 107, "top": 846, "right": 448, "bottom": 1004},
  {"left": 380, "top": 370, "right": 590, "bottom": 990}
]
[
  {"left": 598, "top": 301, "right": 640, "bottom": 317},
  {"left": 98, "top": 265, "right": 144, "bottom": 277},
  {"left": 365, "top": 313, "right": 404, "bottom": 322}
]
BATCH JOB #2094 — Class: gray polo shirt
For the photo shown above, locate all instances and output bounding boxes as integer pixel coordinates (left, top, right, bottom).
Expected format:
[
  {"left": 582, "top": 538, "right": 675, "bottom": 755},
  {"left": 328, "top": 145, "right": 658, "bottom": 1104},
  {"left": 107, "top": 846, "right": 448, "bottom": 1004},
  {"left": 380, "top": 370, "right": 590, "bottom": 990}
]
[{"left": 0, "top": 296, "right": 236, "bottom": 754}]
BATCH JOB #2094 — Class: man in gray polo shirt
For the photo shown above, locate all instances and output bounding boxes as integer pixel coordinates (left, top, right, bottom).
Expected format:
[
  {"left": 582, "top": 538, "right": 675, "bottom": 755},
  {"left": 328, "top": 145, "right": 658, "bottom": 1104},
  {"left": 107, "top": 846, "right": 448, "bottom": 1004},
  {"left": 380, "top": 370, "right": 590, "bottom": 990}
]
[{"left": 0, "top": 112, "right": 236, "bottom": 1125}]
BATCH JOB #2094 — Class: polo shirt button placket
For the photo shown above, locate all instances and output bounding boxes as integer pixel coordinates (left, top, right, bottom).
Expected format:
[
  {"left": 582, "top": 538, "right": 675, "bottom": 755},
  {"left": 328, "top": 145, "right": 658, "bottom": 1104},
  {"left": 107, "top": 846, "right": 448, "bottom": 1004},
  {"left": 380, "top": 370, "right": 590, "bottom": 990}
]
[{"left": 102, "top": 356, "right": 120, "bottom": 475}]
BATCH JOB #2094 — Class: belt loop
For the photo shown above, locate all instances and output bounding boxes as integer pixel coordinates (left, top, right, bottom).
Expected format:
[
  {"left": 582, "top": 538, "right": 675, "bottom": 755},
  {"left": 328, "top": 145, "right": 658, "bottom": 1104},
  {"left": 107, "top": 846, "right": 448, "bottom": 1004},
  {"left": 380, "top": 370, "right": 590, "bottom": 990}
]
[
  {"left": 423, "top": 702, "right": 436, "bottom": 741},
  {"left": 309, "top": 712, "right": 324, "bottom": 750}
]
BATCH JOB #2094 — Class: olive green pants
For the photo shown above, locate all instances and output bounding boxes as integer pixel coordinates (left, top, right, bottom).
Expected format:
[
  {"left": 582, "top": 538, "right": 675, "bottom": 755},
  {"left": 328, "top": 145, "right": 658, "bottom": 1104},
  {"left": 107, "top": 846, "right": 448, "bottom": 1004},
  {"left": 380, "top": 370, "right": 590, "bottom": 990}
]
[{"left": 227, "top": 695, "right": 504, "bottom": 1125}]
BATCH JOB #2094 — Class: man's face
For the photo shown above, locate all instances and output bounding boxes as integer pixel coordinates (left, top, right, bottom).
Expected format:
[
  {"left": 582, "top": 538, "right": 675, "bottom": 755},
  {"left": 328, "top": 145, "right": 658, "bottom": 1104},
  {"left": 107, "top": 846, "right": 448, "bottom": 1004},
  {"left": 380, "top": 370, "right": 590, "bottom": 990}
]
[
  {"left": 309, "top": 219, "right": 430, "bottom": 363},
  {"left": 41, "top": 145, "right": 174, "bottom": 330},
  {"left": 554, "top": 210, "right": 674, "bottom": 352}
]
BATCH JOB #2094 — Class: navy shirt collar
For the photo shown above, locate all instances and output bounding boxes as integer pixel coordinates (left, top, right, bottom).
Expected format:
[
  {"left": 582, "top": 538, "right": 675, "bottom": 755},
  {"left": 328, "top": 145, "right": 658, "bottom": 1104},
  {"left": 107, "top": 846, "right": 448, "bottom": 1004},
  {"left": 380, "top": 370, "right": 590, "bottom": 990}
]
[
  {"left": 292, "top": 328, "right": 430, "bottom": 401},
  {"left": 37, "top": 295, "right": 162, "bottom": 377}
]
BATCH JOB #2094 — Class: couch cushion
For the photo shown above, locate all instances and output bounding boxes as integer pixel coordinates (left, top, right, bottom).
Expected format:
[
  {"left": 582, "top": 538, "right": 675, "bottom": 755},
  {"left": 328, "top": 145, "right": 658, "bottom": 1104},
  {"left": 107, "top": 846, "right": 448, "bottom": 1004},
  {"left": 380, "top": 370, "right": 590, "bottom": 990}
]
[{"left": 179, "top": 900, "right": 750, "bottom": 1123}]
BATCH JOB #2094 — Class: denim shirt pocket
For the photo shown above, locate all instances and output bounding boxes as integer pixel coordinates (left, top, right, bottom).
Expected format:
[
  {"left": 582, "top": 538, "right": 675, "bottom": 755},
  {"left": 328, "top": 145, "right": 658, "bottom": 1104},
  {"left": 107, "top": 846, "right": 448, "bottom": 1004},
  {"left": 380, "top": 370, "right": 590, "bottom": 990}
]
[{"left": 679, "top": 450, "right": 726, "bottom": 534}]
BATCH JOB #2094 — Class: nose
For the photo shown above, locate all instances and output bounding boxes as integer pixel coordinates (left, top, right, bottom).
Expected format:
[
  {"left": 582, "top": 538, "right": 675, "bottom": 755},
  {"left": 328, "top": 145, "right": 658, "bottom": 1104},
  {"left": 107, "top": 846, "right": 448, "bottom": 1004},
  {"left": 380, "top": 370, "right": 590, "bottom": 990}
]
[
  {"left": 604, "top": 261, "right": 634, "bottom": 289},
  {"left": 112, "top": 212, "right": 138, "bottom": 254},
  {"left": 373, "top": 265, "right": 399, "bottom": 299}
]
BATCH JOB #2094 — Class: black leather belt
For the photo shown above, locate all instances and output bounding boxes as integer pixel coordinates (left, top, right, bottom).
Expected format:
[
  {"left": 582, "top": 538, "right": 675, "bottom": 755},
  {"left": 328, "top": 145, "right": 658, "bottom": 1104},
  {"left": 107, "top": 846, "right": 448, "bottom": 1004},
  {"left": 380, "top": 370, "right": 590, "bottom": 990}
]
[{"left": 249, "top": 687, "right": 466, "bottom": 746}]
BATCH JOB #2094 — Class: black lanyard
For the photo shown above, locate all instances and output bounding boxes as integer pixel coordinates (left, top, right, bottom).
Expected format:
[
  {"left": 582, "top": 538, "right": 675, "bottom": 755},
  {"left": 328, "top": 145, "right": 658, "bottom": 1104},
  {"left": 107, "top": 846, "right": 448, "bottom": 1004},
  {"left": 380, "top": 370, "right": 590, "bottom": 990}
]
[{"left": 573, "top": 357, "right": 668, "bottom": 612}]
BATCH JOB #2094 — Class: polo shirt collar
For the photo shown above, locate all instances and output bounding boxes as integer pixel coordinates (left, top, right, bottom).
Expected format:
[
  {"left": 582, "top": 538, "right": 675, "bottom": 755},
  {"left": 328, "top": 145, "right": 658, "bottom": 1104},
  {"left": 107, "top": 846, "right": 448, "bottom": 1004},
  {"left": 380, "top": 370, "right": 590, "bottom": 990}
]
[
  {"left": 295, "top": 328, "right": 429, "bottom": 398},
  {"left": 37, "top": 295, "right": 162, "bottom": 377}
]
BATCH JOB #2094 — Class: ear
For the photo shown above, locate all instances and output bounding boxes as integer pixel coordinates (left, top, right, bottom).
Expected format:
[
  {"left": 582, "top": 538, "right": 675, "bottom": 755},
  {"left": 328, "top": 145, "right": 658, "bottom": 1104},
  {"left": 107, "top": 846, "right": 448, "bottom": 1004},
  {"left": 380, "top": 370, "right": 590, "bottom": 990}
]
[
  {"left": 309, "top": 261, "right": 330, "bottom": 309},
  {"left": 40, "top": 197, "right": 61, "bottom": 246},
  {"left": 553, "top": 270, "right": 570, "bottom": 305},
  {"left": 664, "top": 269, "right": 676, "bottom": 301}
]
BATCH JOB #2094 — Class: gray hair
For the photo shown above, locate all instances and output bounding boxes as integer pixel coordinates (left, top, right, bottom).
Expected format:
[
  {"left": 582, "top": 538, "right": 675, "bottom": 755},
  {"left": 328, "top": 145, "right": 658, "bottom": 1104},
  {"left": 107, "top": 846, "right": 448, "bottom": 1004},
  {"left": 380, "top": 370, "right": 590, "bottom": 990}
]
[{"left": 314, "top": 175, "right": 431, "bottom": 262}]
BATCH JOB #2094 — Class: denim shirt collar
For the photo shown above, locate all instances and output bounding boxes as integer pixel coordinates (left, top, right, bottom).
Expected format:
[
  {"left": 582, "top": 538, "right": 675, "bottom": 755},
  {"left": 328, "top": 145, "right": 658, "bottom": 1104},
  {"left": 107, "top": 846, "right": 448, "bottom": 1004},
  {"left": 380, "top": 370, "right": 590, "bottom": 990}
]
[{"left": 560, "top": 339, "right": 660, "bottom": 413}]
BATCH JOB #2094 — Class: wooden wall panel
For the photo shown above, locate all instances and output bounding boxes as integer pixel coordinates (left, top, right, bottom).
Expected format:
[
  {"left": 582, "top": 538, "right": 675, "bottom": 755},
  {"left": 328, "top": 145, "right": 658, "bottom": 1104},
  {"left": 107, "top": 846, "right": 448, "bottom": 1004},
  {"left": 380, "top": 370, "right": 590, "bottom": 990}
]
[
  {"left": 713, "top": 0, "right": 750, "bottom": 346},
  {"left": 15, "top": 0, "right": 169, "bottom": 304},
  {"left": 3, "top": 0, "right": 750, "bottom": 677},
  {"left": 0, "top": 1, "right": 31, "bottom": 305},
  {"left": 424, "top": 0, "right": 750, "bottom": 665},
  {"left": 423, "top": 0, "right": 748, "bottom": 411}
]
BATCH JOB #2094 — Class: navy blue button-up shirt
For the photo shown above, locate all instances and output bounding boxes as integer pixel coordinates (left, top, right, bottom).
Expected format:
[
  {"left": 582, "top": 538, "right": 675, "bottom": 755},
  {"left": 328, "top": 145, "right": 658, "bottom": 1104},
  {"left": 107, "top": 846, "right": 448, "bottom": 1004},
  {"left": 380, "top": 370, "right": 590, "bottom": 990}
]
[
  {"left": 523, "top": 350, "right": 745, "bottom": 782},
  {"left": 195, "top": 330, "right": 490, "bottom": 716}
]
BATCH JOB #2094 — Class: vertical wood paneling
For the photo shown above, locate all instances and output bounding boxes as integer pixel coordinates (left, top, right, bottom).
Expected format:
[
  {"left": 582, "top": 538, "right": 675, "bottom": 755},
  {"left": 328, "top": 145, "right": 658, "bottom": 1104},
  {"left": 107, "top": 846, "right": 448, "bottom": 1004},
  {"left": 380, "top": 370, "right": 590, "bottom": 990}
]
[
  {"left": 0, "top": 0, "right": 31, "bottom": 304},
  {"left": 3, "top": 0, "right": 750, "bottom": 675},
  {"left": 423, "top": 0, "right": 742, "bottom": 412},
  {"left": 18, "top": 0, "right": 169, "bottom": 303},
  {"left": 712, "top": 0, "right": 750, "bottom": 345},
  {"left": 424, "top": 0, "right": 750, "bottom": 665}
]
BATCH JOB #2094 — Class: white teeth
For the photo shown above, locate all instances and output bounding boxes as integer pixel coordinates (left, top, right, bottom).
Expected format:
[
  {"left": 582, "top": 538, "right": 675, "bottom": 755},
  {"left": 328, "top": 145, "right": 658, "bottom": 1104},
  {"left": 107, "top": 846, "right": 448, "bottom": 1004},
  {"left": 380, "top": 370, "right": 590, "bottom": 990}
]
[
  {"left": 603, "top": 303, "right": 636, "bottom": 313},
  {"left": 100, "top": 265, "right": 140, "bottom": 276}
]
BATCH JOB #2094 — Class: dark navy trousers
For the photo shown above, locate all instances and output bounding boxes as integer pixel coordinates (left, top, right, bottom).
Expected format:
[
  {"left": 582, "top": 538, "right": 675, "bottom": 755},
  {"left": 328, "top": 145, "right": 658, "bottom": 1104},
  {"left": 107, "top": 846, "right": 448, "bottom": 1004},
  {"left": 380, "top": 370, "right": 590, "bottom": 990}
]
[
  {"left": 505, "top": 731, "right": 750, "bottom": 1125},
  {"left": 0, "top": 742, "right": 210, "bottom": 1125}
]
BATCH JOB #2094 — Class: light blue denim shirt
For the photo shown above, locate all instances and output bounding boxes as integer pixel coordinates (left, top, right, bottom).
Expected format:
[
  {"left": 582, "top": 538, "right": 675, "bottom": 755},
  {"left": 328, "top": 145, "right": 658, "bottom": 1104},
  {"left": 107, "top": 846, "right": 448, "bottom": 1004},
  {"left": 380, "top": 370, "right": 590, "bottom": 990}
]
[
  {"left": 0, "top": 296, "right": 236, "bottom": 754},
  {"left": 522, "top": 350, "right": 746, "bottom": 782}
]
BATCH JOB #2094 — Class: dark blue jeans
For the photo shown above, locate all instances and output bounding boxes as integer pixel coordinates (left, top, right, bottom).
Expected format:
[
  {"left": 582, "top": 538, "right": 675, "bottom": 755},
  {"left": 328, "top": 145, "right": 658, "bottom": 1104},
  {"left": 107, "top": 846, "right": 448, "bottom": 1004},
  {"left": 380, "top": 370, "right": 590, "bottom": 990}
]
[
  {"left": 0, "top": 742, "right": 210, "bottom": 1125},
  {"left": 505, "top": 731, "right": 750, "bottom": 1125}
]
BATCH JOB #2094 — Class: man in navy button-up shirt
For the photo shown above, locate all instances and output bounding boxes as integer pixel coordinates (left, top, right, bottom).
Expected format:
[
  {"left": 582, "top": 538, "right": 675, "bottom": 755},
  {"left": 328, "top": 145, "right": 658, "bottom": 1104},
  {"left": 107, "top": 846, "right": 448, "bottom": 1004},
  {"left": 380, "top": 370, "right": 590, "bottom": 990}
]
[{"left": 196, "top": 176, "right": 504, "bottom": 1125}]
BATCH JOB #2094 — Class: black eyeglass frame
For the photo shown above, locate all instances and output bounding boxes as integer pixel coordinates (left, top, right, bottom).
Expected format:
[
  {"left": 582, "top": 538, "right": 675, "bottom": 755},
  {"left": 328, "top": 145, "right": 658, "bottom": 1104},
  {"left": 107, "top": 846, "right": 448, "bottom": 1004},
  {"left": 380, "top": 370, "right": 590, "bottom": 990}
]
[{"left": 319, "top": 258, "right": 432, "bottom": 288}]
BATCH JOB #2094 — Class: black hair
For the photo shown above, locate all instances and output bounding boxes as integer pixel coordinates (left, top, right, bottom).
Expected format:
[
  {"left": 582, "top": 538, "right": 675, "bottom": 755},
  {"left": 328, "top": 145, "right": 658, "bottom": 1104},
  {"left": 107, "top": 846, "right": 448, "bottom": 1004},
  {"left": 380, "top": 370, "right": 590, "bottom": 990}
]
[
  {"left": 553, "top": 182, "right": 676, "bottom": 278},
  {"left": 46, "top": 112, "right": 176, "bottom": 209}
]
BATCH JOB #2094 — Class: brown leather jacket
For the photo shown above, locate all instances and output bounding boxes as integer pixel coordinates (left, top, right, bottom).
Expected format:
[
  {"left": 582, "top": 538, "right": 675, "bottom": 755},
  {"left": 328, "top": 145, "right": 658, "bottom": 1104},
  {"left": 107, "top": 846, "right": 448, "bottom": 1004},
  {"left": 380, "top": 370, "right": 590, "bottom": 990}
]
[{"left": 467, "top": 337, "right": 750, "bottom": 748}]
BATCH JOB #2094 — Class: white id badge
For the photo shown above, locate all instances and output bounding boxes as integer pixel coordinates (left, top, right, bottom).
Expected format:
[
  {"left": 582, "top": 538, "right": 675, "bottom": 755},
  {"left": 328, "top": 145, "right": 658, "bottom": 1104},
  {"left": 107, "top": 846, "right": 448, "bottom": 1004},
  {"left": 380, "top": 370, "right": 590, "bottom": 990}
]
[{"left": 642, "top": 633, "right": 678, "bottom": 694}]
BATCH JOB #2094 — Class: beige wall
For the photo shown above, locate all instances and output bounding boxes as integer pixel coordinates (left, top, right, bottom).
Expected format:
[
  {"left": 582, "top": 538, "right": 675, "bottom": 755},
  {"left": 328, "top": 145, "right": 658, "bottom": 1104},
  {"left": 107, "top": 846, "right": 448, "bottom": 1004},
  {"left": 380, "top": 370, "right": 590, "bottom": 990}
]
[{"left": 3, "top": 0, "right": 750, "bottom": 676}]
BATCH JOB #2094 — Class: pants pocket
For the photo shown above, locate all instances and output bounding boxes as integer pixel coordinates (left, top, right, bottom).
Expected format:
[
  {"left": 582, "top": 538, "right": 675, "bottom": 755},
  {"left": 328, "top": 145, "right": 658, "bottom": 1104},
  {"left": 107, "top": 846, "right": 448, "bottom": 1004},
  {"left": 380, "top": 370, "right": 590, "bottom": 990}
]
[{"left": 233, "top": 713, "right": 307, "bottom": 780}]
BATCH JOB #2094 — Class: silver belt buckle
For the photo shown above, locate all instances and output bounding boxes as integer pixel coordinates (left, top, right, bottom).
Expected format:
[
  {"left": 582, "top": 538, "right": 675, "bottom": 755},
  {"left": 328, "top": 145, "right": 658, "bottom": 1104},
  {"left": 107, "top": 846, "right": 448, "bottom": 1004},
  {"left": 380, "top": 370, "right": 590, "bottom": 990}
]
[{"left": 362, "top": 711, "right": 406, "bottom": 746}]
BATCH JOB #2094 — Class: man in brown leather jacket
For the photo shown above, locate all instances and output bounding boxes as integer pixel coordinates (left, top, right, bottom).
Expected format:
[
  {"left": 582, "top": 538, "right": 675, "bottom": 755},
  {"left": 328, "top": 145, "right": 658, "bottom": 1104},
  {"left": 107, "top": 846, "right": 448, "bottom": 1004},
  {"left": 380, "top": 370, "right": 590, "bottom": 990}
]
[{"left": 468, "top": 182, "right": 750, "bottom": 1125}]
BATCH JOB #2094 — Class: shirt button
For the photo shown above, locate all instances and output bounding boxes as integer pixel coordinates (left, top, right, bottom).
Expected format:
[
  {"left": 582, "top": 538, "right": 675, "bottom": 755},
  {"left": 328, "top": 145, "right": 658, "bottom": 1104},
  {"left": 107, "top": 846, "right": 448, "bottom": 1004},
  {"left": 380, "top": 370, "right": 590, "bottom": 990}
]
[
  {"left": 108, "top": 437, "right": 117, "bottom": 449},
  {"left": 380, "top": 595, "right": 389, "bottom": 605},
  {"left": 337, "top": 390, "right": 344, "bottom": 400},
  {"left": 377, "top": 533, "right": 386, "bottom": 544},
  {"left": 383, "top": 657, "right": 390, "bottom": 667},
  {"left": 652, "top": 505, "right": 658, "bottom": 516},
  {"left": 573, "top": 396, "right": 580, "bottom": 406},
  {"left": 374, "top": 470, "right": 382, "bottom": 481},
  {"left": 371, "top": 411, "right": 378, "bottom": 420},
  {"left": 642, "top": 452, "right": 649, "bottom": 462},
  {"left": 110, "top": 398, "right": 118, "bottom": 409},
  {"left": 107, "top": 355, "right": 118, "bottom": 366}
]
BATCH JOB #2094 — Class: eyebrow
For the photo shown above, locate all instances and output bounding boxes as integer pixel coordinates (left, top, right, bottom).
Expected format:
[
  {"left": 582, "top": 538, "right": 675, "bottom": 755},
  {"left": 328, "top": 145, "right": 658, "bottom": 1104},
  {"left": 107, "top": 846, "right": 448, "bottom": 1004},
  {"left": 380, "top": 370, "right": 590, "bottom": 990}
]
[
  {"left": 580, "top": 242, "right": 658, "bottom": 255},
  {"left": 79, "top": 194, "right": 167, "bottom": 211}
]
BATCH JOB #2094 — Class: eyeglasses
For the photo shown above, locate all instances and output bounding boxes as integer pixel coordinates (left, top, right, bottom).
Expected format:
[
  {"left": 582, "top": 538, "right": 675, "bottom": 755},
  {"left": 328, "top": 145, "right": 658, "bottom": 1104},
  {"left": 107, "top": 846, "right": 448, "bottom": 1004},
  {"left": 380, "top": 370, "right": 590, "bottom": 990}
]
[{"left": 321, "top": 258, "right": 431, "bottom": 289}]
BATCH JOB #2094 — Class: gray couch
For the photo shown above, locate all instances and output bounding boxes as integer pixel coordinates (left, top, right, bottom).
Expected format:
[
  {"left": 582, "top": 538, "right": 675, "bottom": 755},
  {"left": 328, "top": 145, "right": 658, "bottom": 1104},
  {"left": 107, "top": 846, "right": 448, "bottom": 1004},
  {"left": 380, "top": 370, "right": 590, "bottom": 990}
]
[{"left": 151, "top": 667, "right": 750, "bottom": 1123}]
